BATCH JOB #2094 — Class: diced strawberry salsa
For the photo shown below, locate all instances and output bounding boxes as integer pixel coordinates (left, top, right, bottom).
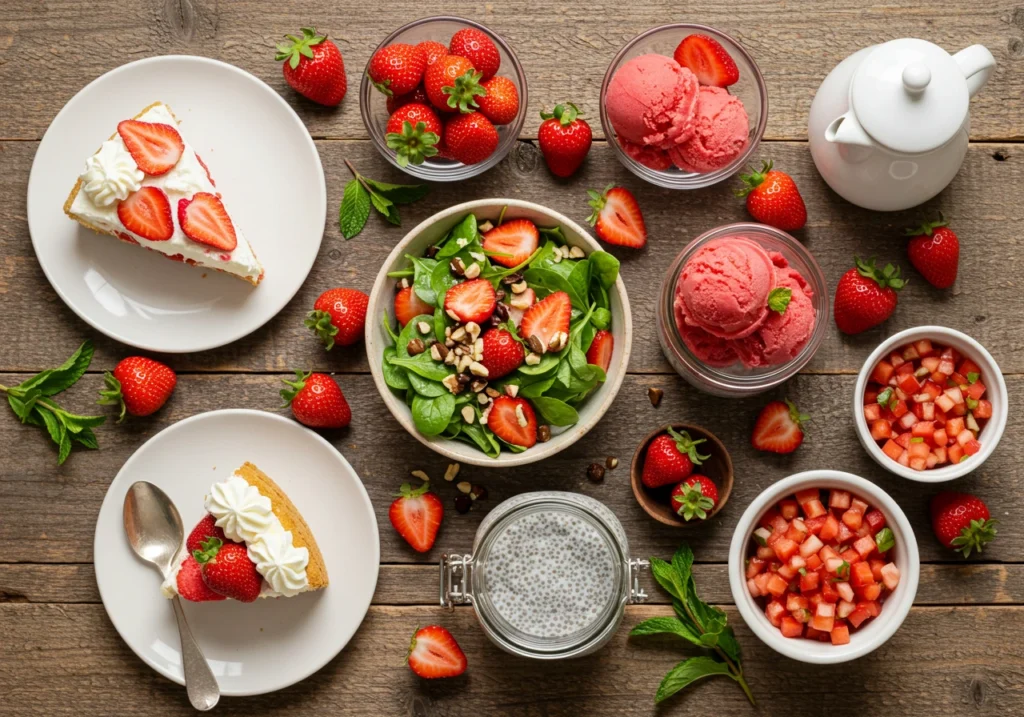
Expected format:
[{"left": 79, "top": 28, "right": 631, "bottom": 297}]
[
  {"left": 865, "top": 341, "right": 990, "bottom": 471},
  {"left": 747, "top": 488, "right": 899, "bottom": 644}
]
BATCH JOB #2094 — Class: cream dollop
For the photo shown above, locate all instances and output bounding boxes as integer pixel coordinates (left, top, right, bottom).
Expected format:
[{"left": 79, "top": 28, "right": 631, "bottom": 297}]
[
  {"left": 80, "top": 140, "right": 143, "bottom": 206},
  {"left": 248, "top": 531, "right": 309, "bottom": 597},
  {"left": 205, "top": 475, "right": 275, "bottom": 544}
]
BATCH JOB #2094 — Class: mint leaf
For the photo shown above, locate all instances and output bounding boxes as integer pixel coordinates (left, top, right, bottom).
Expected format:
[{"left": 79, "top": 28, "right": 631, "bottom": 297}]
[
  {"left": 57, "top": 424, "right": 71, "bottom": 465},
  {"left": 363, "top": 178, "right": 430, "bottom": 204},
  {"left": 630, "top": 616, "right": 703, "bottom": 646},
  {"left": 59, "top": 411, "right": 106, "bottom": 433},
  {"left": 369, "top": 191, "right": 401, "bottom": 226},
  {"left": 8, "top": 390, "right": 40, "bottom": 422},
  {"left": 35, "top": 407, "right": 61, "bottom": 444},
  {"left": 714, "top": 627, "right": 742, "bottom": 665},
  {"left": 71, "top": 427, "right": 99, "bottom": 450},
  {"left": 649, "top": 557, "right": 686, "bottom": 602},
  {"left": 34, "top": 341, "right": 94, "bottom": 396},
  {"left": 339, "top": 179, "right": 371, "bottom": 240},
  {"left": 767, "top": 287, "right": 792, "bottom": 314},
  {"left": 655, "top": 657, "right": 734, "bottom": 704}
]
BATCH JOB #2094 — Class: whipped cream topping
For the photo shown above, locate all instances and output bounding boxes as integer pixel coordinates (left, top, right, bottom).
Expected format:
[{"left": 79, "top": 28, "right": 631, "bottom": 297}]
[
  {"left": 205, "top": 474, "right": 275, "bottom": 544},
  {"left": 247, "top": 530, "right": 310, "bottom": 597},
  {"left": 80, "top": 140, "right": 144, "bottom": 206}
]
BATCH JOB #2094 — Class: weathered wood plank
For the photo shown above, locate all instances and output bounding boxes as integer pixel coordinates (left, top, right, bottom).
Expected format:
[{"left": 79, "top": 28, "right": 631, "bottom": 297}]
[
  {"left": 2, "top": 140, "right": 1023, "bottom": 374},
  {"left": 0, "top": 1, "right": 1021, "bottom": 141},
  {"left": 1, "top": 603, "right": 1021, "bottom": 715}
]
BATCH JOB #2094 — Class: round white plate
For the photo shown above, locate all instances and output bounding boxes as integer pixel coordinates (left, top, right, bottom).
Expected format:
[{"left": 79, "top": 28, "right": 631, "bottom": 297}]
[
  {"left": 93, "top": 410, "right": 379, "bottom": 696},
  {"left": 27, "top": 56, "right": 326, "bottom": 352}
]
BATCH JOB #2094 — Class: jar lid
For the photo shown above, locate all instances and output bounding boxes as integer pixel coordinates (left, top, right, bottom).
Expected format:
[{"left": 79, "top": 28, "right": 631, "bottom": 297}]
[{"left": 851, "top": 38, "right": 969, "bottom": 154}]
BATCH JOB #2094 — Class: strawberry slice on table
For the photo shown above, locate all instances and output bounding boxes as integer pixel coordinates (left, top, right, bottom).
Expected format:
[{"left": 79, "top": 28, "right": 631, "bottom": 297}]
[
  {"left": 117, "top": 120, "right": 184, "bottom": 175},
  {"left": 518, "top": 290, "right": 571, "bottom": 352},
  {"left": 752, "top": 399, "right": 809, "bottom": 454},
  {"left": 193, "top": 537, "right": 262, "bottom": 603},
  {"left": 906, "top": 214, "right": 959, "bottom": 289},
  {"left": 407, "top": 625, "right": 467, "bottom": 679},
  {"left": 641, "top": 427, "right": 709, "bottom": 489},
  {"left": 482, "top": 218, "right": 539, "bottom": 268},
  {"left": 673, "top": 33, "right": 740, "bottom": 87},
  {"left": 833, "top": 257, "right": 905, "bottom": 335},
  {"left": 585, "top": 329, "right": 614, "bottom": 372},
  {"left": 117, "top": 187, "right": 174, "bottom": 242},
  {"left": 395, "top": 285, "right": 434, "bottom": 327},
  {"left": 389, "top": 480, "right": 443, "bottom": 553},
  {"left": 479, "top": 328, "right": 525, "bottom": 379},
  {"left": 487, "top": 396, "right": 538, "bottom": 448},
  {"left": 186, "top": 514, "right": 228, "bottom": 554},
  {"left": 443, "top": 278, "right": 496, "bottom": 324},
  {"left": 586, "top": 185, "right": 647, "bottom": 248},
  {"left": 176, "top": 555, "right": 227, "bottom": 602},
  {"left": 177, "top": 192, "right": 238, "bottom": 251}
]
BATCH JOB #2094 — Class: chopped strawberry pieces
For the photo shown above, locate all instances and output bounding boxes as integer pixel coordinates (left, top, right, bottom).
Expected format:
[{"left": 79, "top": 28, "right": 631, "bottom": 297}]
[
  {"left": 117, "top": 186, "right": 173, "bottom": 241},
  {"left": 178, "top": 192, "right": 238, "bottom": 251},
  {"left": 117, "top": 120, "right": 184, "bottom": 175}
]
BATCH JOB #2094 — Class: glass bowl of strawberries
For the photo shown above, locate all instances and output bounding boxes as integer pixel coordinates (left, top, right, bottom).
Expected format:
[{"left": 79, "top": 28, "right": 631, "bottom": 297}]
[{"left": 360, "top": 17, "right": 528, "bottom": 181}]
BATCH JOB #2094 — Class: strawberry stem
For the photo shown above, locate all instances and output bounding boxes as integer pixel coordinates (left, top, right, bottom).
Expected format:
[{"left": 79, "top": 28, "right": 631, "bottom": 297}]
[
  {"left": 854, "top": 256, "right": 906, "bottom": 291},
  {"left": 951, "top": 518, "right": 998, "bottom": 557},
  {"left": 666, "top": 427, "right": 710, "bottom": 465},
  {"left": 539, "top": 103, "right": 582, "bottom": 125},
  {"left": 735, "top": 159, "right": 773, "bottom": 198},
  {"left": 904, "top": 212, "right": 948, "bottom": 237},
  {"left": 274, "top": 27, "right": 326, "bottom": 70}
]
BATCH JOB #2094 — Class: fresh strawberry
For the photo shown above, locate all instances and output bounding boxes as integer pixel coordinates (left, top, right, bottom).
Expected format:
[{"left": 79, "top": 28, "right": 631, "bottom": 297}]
[
  {"left": 407, "top": 625, "right": 467, "bottom": 679},
  {"left": 906, "top": 215, "right": 959, "bottom": 289},
  {"left": 386, "top": 85, "right": 430, "bottom": 115},
  {"left": 930, "top": 492, "right": 997, "bottom": 557},
  {"left": 280, "top": 370, "right": 351, "bottom": 429},
  {"left": 751, "top": 399, "right": 809, "bottom": 454},
  {"left": 449, "top": 28, "right": 500, "bottom": 80},
  {"left": 477, "top": 76, "right": 519, "bottom": 125},
  {"left": 385, "top": 103, "right": 442, "bottom": 166},
  {"left": 395, "top": 285, "right": 434, "bottom": 327},
  {"left": 487, "top": 396, "right": 538, "bottom": 448},
  {"left": 737, "top": 160, "right": 807, "bottom": 231},
  {"left": 538, "top": 103, "right": 593, "bottom": 178},
  {"left": 670, "top": 475, "right": 719, "bottom": 521},
  {"left": 833, "top": 257, "right": 905, "bottom": 335},
  {"left": 176, "top": 555, "right": 227, "bottom": 602},
  {"left": 368, "top": 42, "right": 427, "bottom": 97},
  {"left": 479, "top": 329, "right": 525, "bottom": 379},
  {"left": 443, "top": 112, "right": 498, "bottom": 165},
  {"left": 177, "top": 192, "right": 238, "bottom": 251},
  {"left": 389, "top": 480, "right": 443, "bottom": 553},
  {"left": 586, "top": 185, "right": 647, "bottom": 248},
  {"left": 673, "top": 33, "right": 740, "bottom": 87},
  {"left": 585, "top": 330, "right": 614, "bottom": 372},
  {"left": 482, "top": 218, "right": 539, "bottom": 268},
  {"left": 117, "top": 187, "right": 173, "bottom": 241},
  {"left": 275, "top": 27, "right": 347, "bottom": 106},
  {"left": 641, "top": 427, "right": 709, "bottom": 489},
  {"left": 418, "top": 40, "right": 449, "bottom": 67},
  {"left": 306, "top": 287, "right": 369, "bottom": 350},
  {"left": 98, "top": 356, "right": 177, "bottom": 421},
  {"left": 518, "top": 291, "right": 571, "bottom": 352},
  {"left": 444, "top": 278, "right": 496, "bottom": 324},
  {"left": 117, "top": 120, "right": 184, "bottom": 175},
  {"left": 425, "top": 55, "right": 484, "bottom": 113},
  {"left": 186, "top": 514, "right": 227, "bottom": 554},
  {"left": 193, "top": 537, "right": 262, "bottom": 603}
]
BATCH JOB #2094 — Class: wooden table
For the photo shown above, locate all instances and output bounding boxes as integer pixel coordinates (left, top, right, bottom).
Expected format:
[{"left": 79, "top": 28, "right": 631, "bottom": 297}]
[{"left": 2, "top": 1, "right": 1023, "bottom": 714}]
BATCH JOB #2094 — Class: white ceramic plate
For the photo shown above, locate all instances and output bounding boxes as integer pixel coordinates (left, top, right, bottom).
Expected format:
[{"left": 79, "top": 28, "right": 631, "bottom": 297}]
[
  {"left": 27, "top": 56, "right": 326, "bottom": 352},
  {"left": 93, "top": 410, "right": 379, "bottom": 696}
]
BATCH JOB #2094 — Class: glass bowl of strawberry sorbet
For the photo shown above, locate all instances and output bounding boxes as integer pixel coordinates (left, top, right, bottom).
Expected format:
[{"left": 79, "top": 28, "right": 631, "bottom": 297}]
[
  {"left": 657, "top": 223, "right": 829, "bottom": 397},
  {"left": 599, "top": 24, "right": 767, "bottom": 189}
]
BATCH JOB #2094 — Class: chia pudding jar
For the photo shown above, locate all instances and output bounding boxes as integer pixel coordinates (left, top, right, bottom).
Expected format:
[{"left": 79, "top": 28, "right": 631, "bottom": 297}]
[{"left": 440, "top": 491, "right": 649, "bottom": 660}]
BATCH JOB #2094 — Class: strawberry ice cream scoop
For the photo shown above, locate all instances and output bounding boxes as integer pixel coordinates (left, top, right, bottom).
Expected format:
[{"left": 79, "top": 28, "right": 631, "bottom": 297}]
[
  {"left": 606, "top": 54, "right": 699, "bottom": 150},
  {"left": 736, "top": 263, "right": 817, "bottom": 367},
  {"left": 668, "top": 86, "right": 749, "bottom": 173},
  {"left": 673, "top": 294, "right": 740, "bottom": 368}
]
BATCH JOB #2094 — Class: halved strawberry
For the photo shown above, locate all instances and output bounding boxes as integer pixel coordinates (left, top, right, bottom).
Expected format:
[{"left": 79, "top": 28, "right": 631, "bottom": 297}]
[
  {"left": 117, "top": 120, "right": 184, "bottom": 175},
  {"left": 407, "top": 625, "right": 467, "bottom": 679},
  {"left": 586, "top": 185, "right": 647, "bottom": 248},
  {"left": 178, "top": 192, "right": 238, "bottom": 251},
  {"left": 186, "top": 514, "right": 227, "bottom": 554},
  {"left": 395, "top": 285, "right": 434, "bottom": 327},
  {"left": 482, "top": 219, "right": 539, "bottom": 268},
  {"left": 518, "top": 291, "right": 571, "bottom": 351},
  {"left": 117, "top": 187, "right": 173, "bottom": 241},
  {"left": 443, "top": 278, "right": 496, "bottom": 324},
  {"left": 487, "top": 396, "right": 537, "bottom": 448},
  {"left": 673, "top": 34, "right": 740, "bottom": 88},
  {"left": 586, "top": 329, "right": 614, "bottom": 372},
  {"left": 176, "top": 555, "right": 227, "bottom": 602},
  {"left": 752, "top": 399, "right": 809, "bottom": 454},
  {"left": 389, "top": 480, "right": 443, "bottom": 553}
]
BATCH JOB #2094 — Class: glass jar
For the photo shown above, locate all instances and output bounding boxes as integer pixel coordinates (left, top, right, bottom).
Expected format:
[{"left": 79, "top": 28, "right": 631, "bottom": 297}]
[{"left": 440, "top": 491, "right": 648, "bottom": 660}]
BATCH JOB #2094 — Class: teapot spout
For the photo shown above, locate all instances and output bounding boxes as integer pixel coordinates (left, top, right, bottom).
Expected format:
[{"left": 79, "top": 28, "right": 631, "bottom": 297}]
[
  {"left": 824, "top": 112, "right": 873, "bottom": 148},
  {"left": 953, "top": 44, "right": 995, "bottom": 97}
]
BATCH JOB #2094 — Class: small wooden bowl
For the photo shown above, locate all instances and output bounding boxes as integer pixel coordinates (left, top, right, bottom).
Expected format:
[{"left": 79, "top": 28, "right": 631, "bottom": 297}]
[{"left": 630, "top": 423, "right": 734, "bottom": 528}]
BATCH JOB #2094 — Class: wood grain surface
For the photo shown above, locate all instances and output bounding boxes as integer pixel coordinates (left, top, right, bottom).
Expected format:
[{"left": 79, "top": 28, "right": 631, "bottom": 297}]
[{"left": 1, "top": 0, "right": 1023, "bottom": 714}]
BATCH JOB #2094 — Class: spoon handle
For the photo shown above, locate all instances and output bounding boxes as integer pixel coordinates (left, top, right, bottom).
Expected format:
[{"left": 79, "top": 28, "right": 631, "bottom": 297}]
[{"left": 171, "top": 595, "right": 221, "bottom": 711}]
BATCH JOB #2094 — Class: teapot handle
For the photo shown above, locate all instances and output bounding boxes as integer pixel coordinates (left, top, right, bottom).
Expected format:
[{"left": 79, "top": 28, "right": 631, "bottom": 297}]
[{"left": 953, "top": 45, "right": 996, "bottom": 98}]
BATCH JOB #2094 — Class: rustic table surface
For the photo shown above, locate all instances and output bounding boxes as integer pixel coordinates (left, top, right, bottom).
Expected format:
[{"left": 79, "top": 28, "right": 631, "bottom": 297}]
[{"left": 2, "top": 1, "right": 1023, "bottom": 715}]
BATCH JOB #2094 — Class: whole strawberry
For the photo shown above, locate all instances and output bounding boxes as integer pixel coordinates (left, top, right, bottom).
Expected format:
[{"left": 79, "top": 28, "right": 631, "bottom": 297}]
[
  {"left": 176, "top": 555, "right": 227, "bottom": 603},
  {"left": 833, "top": 257, "right": 905, "bottom": 335},
  {"left": 538, "top": 103, "right": 593, "bottom": 178},
  {"left": 368, "top": 43, "right": 427, "bottom": 97},
  {"left": 186, "top": 514, "right": 228, "bottom": 554},
  {"left": 425, "top": 56, "right": 484, "bottom": 113},
  {"left": 281, "top": 371, "right": 351, "bottom": 429},
  {"left": 670, "top": 475, "right": 718, "bottom": 521},
  {"left": 275, "top": 28, "right": 347, "bottom": 107},
  {"left": 306, "top": 288, "right": 369, "bottom": 350},
  {"left": 477, "top": 76, "right": 520, "bottom": 126},
  {"left": 417, "top": 40, "right": 449, "bottom": 67},
  {"left": 641, "top": 427, "right": 709, "bottom": 489},
  {"left": 386, "top": 103, "right": 442, "bottom": 166},
  {"left": 444, "top": 112, "right": 499, "bottom": 165},
  {"left": 386, "top": 85, "right": 430, "bottom": 115},
  {"left": 193, "top": 537, "right": 262, "bottom": 602},
  {"left": 906, "top": 215, "right": 959, "bottom": 289},
  {"left": 449, "top": 27, "right": 500, "bottom": 80},
  {"left": 98, "top": 357, "right": 177, "bottom": 421},
  {"left": 479, "top": 328, "right": 525, "bottom": 379},
  {"left": 931, "top": 492, "right": 997, "bottom": 557},
  {"left": 737, "top": 160, "right": 807, "bottom": 231}
]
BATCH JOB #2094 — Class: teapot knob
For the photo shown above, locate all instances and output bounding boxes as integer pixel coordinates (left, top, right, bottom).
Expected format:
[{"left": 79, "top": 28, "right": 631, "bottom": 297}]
[{"left": 902, "top": 62, "right": 931, "bottom": 94}]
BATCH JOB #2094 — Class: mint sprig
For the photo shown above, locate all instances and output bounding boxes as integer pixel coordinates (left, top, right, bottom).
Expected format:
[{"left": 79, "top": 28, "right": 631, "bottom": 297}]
[
  {"left": 0, "top": 341, "right": 105, "bottom": 464},
  {"left": 339, "top": 160, "right": 430, "bottom": 239},
  {"left": 631, "top": 544, "right": 755, "bottom": 705}
]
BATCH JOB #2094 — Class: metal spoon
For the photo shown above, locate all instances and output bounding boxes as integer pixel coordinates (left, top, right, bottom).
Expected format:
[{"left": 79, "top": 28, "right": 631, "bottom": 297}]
[{"left": 124, "top": 481, "right": 220, "bottom": 711}]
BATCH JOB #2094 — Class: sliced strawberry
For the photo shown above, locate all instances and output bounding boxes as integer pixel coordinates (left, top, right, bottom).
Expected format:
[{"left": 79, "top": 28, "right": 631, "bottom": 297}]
[
  {"left": 752, "top": 400, "right": 809, "bottom": 454},
  {"left": 482, "top": 219, "right": 539, "bottom": 268},
  {"left": 117, "top": 120, "right": 184, "bottom": 175},
  {"left": 487, "top": 396, "right": 537, "bottom": 448},
  {"left": 443, "top": 278, "right": 496, "bottom": 324},
  {"left": 673, "top": 34, "right": 740, "bottom": 87},
  {"left": 176, "top": 555, "right": 227, "bottom": 602},
  {"left": 389, "top": 480, "right": 444, "bottom": 553},
  {"left": 186, "top": 514, "right": 227, "bottom": 554},
  {"left": 117, "top": 187, "right": 173, "bottom": 241},
  {"left": 394, "top": 285, "right": 434, "bottom": 327},
  {"left": 586, "top": 186, "right": 647, "bottom": 248},
  {"left": 178, "top": 192, "right": 238, "bottom": 251},
  {"left": 407, "top": 625, "right": 467, "bottom": 679},
  {"left": 585, "top": 329, "right": 614, "bottom": 372},
  {"left": 518, "top": 291, "right": 571, "bottom": 351}
]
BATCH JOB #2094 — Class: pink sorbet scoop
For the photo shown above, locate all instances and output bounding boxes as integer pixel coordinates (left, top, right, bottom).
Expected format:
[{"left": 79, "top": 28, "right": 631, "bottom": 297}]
[
  {"left": 669, "top": 86, "right": 749, "bottom": 173},
  {"left": 606, "top": 54, "right": 700, "bottom": 150}
]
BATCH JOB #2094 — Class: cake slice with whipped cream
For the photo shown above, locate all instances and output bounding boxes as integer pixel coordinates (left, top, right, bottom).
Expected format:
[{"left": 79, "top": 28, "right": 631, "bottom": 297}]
[
  {"left": 163, "top": 462, "right": 328, "bottom": 602},
  {"left": 64, "top": 102, "right": 264, "bottom": 285}
]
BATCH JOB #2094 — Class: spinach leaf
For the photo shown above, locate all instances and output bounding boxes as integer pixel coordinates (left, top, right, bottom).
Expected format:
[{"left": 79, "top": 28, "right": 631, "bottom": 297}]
[
  {"left": 407, "top": 254, "right": 439, "bottom": 306},
  {"left": 588, "top": 250, "right": 620, "bottom": 291},
  {"left": 538, "top": 226, "right": 567, "bottom": 244},
  {"left": 430, "top": 260, "right": 459, "bottom": 307},
  {"left": 411, "top": 394, "right": 455, "bottom": 436},
  {"left": 458, "top": 421, "right": 501, "bottom": 458},
  {"left": 433, "top": 306, "right": 450, "bottom": 343},
  {"left": 397, "top": 313, "right": 434, "bottom": 356},
  {"left": 530, "top": 396, "right": 579, "bottom": 427},
  {"left": 436, "top": 214, "right": 479, "bottom": 259},
  {"left": 408, "top": 371, "right": 448, "bottom": 397},
  {"left": 524, "top": 266, "right": 587, "bottom": 308},
  {"left": 520, "top": 377, "right": 555, "bottom": 398},
  {"left": 382, "top": 311, "right": 400, "bottom": 345},
  {"left": 591, "top": 307, "right": 611, "bottom": 330},
  {"left": 382, "top": 347, "right": 411, "bottom": 390},
  {"left": 389, "top": 353, "right": 451, "bottom": 381},
  {"left": 517, "top": 351, "right": 562, "bottom": 377},
  {"left": 567, "top": 259, "right": 591, "bottom": 306},
  {"left": 530, "top": 239, "right": 561, "bottom": 268}
]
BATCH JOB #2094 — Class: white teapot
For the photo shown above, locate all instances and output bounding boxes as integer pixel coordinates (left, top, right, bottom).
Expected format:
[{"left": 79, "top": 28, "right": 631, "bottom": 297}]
[{"left": 808, "top": 38, "right": 995, "bottom": 212}]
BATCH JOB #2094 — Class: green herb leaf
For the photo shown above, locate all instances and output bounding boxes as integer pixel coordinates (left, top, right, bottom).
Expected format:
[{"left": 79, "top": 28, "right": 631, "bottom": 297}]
[
  {"left": 630, "top": 617, "right": 702, "bottom": 646},
  {"left": 382, "top": 347, "right": 412, "bottom": 391},
  {"left": 875, "top": 527, "right": 895, "bottom": 553},
  {"left": 967, "top": 372, "right": 980, "bottom": 384},
  {"left": 767, "top": 287, "right": 792, "bottom": 314},
  {"left": 28, "top": 341, "right": 95, "bottom": 396},
  {"left": 529, "top": 396, "right": 579, "bottom": 427},
  {"left": 588, "top": 250, "right": 620, "bottom": 291},
  {"left": 655, "top": 657, "right": 735, "bottom": 704},
  {"left": 363, "top": 178, "right": 430, "bottom": 204},
  {"left": 388, "top": 353, "right": 451, "bottom": 382},
  {"left": 411, "top": 393, "right": 456, "bottom": 436},
  {"left": 339, "top": 179, "right": 371, "bottom": 239}
]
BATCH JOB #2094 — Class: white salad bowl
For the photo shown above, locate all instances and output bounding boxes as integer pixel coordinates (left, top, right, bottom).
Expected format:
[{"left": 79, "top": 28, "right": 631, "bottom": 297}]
[
  {"left": 365, "top": 199, "right": 632, "bottom": 467},
  {"left": 729, "top": 471, "right": 920, "bottom": 664},
  {"left": 853, "top": 326, "right": 1007, "bottom": 483}
]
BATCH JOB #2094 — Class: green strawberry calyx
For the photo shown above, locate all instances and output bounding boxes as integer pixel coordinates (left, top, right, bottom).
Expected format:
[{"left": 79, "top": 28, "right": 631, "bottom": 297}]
[
  {"left": 768, "top": 287, "right": 792, "bottom": 315},
  {"left": 395, "top": 479, "right": 431, "bottom": 499},
  {"left": 96, "top": 371, "right": 127, "bottom": 423},
  {"left": 785, "top": 399, "right": 810, "bottom": 427},
  {"left": 950, "top": 517, "right": 998, "bottom": 557},
  {"left": 275, "top": 27, "right": 326, "bottom": 70},
  {"left": 855, "top": 256, "right": 906, "bottom": 291},
  {"left": 585, "top": 184, "right": 615, "bottom": 226},
  {"left": 443, "top": 70, "right": 487, "bottom": 113},
  {"left": 385, "top": 121, "right": 440, "bottom": 167},
  {"left": 539, "top": 103, "right": 582, "bottom": 125},
  {"left": 192, "top": 536, "right": 223, "bottom": 564},
  {"left": 305, "top": 310, "right": 339, "bottom": 350},
  {"left": 905, "top": 212, "right": 948, "bottom": 237},
  {"left": 735, "top": 159, "right": 774, "bottom": 198},
  {"left": 280, "top": 369, "right": 312, "bottom": 407},
  {"left": 666, "top": 427, "right": 710, "bottom": 465},
  {"left": 673, "top": 481, "right": 715, "bottom": 521}
]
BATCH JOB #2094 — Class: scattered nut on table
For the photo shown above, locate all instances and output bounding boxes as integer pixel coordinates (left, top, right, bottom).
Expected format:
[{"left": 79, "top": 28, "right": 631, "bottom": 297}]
[{"left": 648, "top": 387, "right": 664, "bottom": 407}]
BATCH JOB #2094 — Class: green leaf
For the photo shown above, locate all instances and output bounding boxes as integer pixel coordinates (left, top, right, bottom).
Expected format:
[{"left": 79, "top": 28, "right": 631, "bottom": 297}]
[
  {"left": 524, "top": 266, "right": 587, "bottom": 309},
  {"left": 34, "top": 406, "right": 62, "bottom": 444},
  {"left": 875, "top": 527, "right": 895, "bottom": 553},
  {"left": 715, "top": 627, "right": 743, "bottom": 665},
  {"left": 649, "top": 557, "right": 686, "bottom": 602},
  {"left": 363, "top": 178, "right": 430, "bottom": 204},
  {"left": 71, "top": 427, "right": 99, "bottom": 450},
  {"left": 768, "top": 287, "right": 792, "bottom": 314},
  {"left": 591, "top": 307, "right": 611, "bottom": 330},
  {"left": 654, "top": 657, "right": 735, "bottom": 704},
  {"left": 430, "top": 260, "right": 460, "bottom": 307},
  {"left": 407, "top": 255, "right": 439, "bottom": 306},
  {"left": 339, "top": 179, "right": 371, "bottom": 240},
  {"left": 436, "top": 214, "right": 479, "bottom": 259},
  {"left": 28, "top": 341, "right": 95, "bottom": 396},
  {"left": 369, "top": 190, "right": 401, "bottom": 226},
  {"left": 588, "top": 251, "right": 620, "bottom": 290},
  {"left": 388, "top": 353, "right": 451, "bottom": 381},
  {"left": 382, "top": 311, "right": 400, "bottom": 345},
  {"left": 411, "top": 393, "right": 456, "bottom": 436},
  {"left": 382, "top": 347, "right": 411, "bottom": 391},
  {"left": 57, "top": 423, "right": 71, "bottom": 465},
  {"left": 630, "top": 616, "right": 702, "bottom": 646},
  {"left": 519, "top": 376, "right": 556, "bottom": 398},
  {"left": 516, "top": 351, "right": 561, "bottom": 377},
  {"left": 456, "top": 421, "right": 501, "bottom": 458},
  {"left": 7, "top": 389, "right": 40, "bottom": 422},
  {"left": 407, "top": 371, "right": 449, "bottom": 397},
  {"left": 58, "top": 411, "right": 106, "bottom": 433},
  {"left": 529, "top": 396, "right": 579, "bottom": 427}
]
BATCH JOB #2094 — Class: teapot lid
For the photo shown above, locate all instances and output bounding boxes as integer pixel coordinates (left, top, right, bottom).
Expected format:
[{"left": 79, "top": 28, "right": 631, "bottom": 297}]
[{"left": 851, "top": 38, "right": 969, "bottom": 154}]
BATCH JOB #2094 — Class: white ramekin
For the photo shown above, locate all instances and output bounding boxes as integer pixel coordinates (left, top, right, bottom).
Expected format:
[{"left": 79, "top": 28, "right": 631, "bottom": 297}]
[
  {"left": 853, "top": 326, "right": 1007, "bottom": 483},
  {"left": 728, "top": 470, "right": 920, "bottom": 664}
]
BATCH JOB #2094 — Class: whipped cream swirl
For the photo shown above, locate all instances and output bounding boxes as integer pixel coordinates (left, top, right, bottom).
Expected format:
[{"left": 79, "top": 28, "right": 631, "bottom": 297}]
[
  {"left": 248, "top": 531, "right": 309, "bottom": 597},
  {"left": 80, "top": 140, "right": 143, "bottom": 206},
  {"left": 205, "top": 474, "right": 275, "bottom": 544}
]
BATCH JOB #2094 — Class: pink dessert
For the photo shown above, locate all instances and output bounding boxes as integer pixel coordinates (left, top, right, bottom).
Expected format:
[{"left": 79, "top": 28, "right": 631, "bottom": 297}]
[
  {"left": 668, "top": 86, "right": 749, "bottom": 173},
  {"left": 605, "top": 54, "right": 699, "bottom": 151},
  {"left": 736, "top": 260, "right": 817, "bottom": 367}
]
